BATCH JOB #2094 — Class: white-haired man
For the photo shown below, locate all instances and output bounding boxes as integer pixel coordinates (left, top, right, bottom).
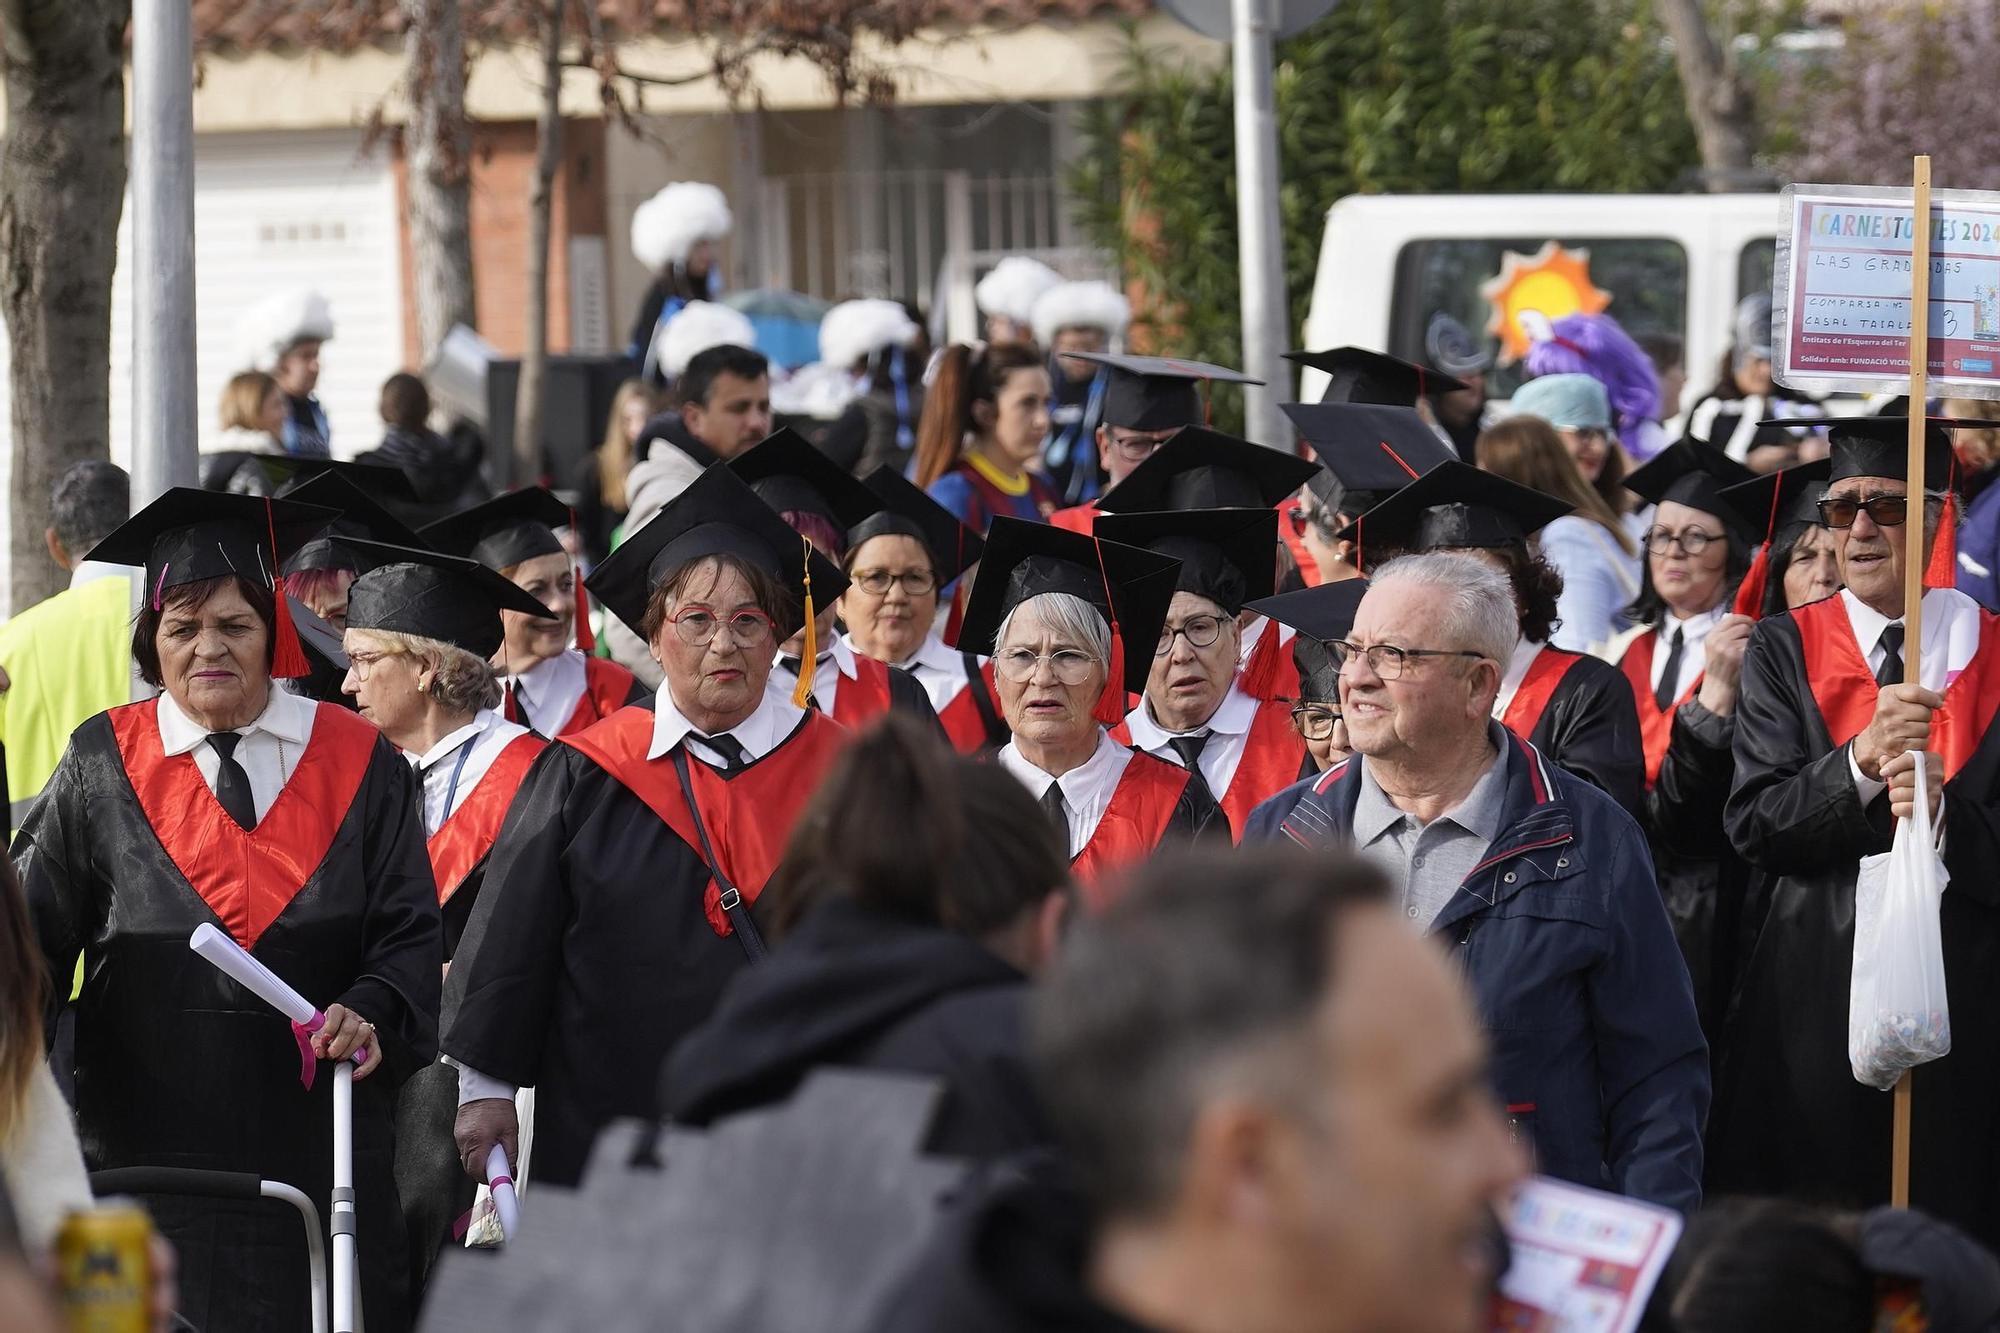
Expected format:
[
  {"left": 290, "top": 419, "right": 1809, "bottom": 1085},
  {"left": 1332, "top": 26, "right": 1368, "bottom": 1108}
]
[{"left": 1246, "top": 551, "right": 1708, "bottom": 1212}]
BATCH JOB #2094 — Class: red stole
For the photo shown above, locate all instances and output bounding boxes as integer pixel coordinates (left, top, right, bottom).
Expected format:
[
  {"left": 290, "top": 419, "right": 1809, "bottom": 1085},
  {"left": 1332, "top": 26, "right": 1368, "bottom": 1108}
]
[
  {"left": 1049, "top": 503, "right": 1100, "bottom": 535},
  {"left": 1219, "top": 700, "right": 1308, "bottom": 840},
  {"left": 563, "top": 707, "right": 849, "bottom": 937},
  {"left": 937, "top": 659, "right": 1002, "bottom": 755},
  {"left": 1500, "top": 646, "right": 1583, "bottom": 743},
  {"left": 1792, "top": 595, "right": 2000, "bottom": 782},
  {"left": 829, "top": 656, "right": 895, "bottom": 729},
  {"left": 1072, "top": 751, "right": 1189, "bottom": 910},
  {"left": 109, "top": 700, "right": 378, "bottom": 951},
  {"left": 506, "top": 655, "right": 640, "bottom": 738},
  {"left": 426, "top": 733, "right": 546, "bottom": 905},
  {"left": 1617, "top": 629, "right": 1701, "bottom": 789}
]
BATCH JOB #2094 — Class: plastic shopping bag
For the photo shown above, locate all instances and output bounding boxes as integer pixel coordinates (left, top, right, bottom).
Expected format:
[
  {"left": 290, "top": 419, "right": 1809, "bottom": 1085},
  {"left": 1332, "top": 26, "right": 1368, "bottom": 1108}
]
[{"left": 1849, "top": 751, "right": 1952, "bottom": 1091}]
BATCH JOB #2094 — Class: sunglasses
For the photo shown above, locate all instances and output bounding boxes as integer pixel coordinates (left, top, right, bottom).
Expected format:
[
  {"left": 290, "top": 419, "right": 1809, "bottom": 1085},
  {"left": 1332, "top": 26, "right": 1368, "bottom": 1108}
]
[{"left": 1817, "top": 495, "right": 1909, "bottom": 529}]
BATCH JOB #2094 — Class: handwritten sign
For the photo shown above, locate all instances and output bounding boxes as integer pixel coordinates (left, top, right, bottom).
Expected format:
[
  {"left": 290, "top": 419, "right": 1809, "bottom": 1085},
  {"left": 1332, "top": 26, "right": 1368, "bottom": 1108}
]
[
  {"left": 1488, "top": 1177, "right": 1682, "bottom": 1333},
  {"left": 1776, "top": 183, "right": 2000, "bottom": 399}
]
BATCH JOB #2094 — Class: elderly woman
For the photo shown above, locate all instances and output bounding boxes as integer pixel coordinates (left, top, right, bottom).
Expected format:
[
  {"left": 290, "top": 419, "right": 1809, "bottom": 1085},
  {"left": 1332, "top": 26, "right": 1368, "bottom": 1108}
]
[
  {"left": 839, "top": 467, "right": 1006, "bottom": 752},
  {"left": 19, "top": 489, "right": 441, "bottom": 1332},
  {"left": 441, "top": 465, "right": 849, "bottom": 1190},
  {"left": 956, "top": 518, "right": 1221, "bottom": 904},
  {"left": 1716, "top": 459, "right": 1837, "bottom": 619},
  {"left": 1613, "top": 443, "right": 1758, "bottom": 1044},
  {"left": 422, "top": 488, "right": 648, "bottom": 737}
]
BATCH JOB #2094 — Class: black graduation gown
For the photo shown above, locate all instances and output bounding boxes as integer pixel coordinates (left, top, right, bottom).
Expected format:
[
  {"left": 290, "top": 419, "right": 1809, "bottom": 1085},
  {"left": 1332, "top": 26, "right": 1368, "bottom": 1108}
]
[
  {"left": 660, "top": 900, "right": 1051, "bottom": 1160},
  {"left": 1509, "top": 651, "right": 1645, "bottom": 816},
  {"left": 19, "top": 702, "right": 440, "bottom": 1333},
  {"left": 1715, "top": 610, "right": 2000, "bottom": 1247},
  {"left": 440, "top": 707, "right": 848, "bottom": 1188}
]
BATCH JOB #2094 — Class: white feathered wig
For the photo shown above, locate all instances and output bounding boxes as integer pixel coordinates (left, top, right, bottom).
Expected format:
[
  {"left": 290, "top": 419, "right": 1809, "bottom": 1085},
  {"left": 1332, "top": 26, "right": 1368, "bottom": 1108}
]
[
  {"left": 631, "top": 182, "right": 734, "bottom": 273},
  {"left": 1031, "top": 280, "right": 1130, "bottom": 348},
  {"left": 237, "top": 288, "right": 335, "bottom": 373},
  {"left": 975, "top": 257, "right": 1062, "bottom": 326},
  {"left": 655, "top": 301, "right": 758, "bottom": 380},
  {"left": 818, "top": 299, "right": 918, "bottom": 373}
]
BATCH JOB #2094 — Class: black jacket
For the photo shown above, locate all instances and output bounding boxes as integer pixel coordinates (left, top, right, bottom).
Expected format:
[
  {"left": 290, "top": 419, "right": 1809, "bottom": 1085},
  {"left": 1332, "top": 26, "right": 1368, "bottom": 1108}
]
[
  {"left": 661, "top": 901, "right": 1051, "bottom": 1161},
  {"left": 1523, "top": 650, "right": 1646, "bottom": 816}
]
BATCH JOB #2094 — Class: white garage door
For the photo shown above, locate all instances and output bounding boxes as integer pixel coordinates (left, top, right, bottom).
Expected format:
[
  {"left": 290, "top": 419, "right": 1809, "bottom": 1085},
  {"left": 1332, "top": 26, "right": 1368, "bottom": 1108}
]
[{"left": 0, "top": 128, "right": 404, "bottom": 613}]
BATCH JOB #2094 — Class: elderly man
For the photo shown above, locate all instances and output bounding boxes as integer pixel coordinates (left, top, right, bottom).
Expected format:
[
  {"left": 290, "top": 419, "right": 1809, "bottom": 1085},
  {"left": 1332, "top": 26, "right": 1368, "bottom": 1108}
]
[
  {"left": 1717, "top": 417, "right": 2000, "bottom": 1247},
  {"left": 876, "top": 846, "right": 1528, "bottom": 1333},
  {"left": 1244, "top": 551, "right": 1707, "bottom": 1211}
]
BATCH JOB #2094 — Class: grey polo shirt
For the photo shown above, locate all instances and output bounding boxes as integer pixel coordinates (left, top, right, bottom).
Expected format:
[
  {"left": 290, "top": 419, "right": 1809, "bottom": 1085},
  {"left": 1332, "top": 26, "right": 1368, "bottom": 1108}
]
[{"left": 1353, "top": 726, "right": 1509, "bottom": 931}]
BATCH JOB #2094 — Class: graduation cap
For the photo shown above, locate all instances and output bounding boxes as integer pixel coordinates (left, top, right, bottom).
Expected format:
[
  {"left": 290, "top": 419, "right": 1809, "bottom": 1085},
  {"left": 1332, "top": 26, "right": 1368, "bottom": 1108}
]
[
  {"left": 86, "top": 487, "right": 341, "bottom": 679},
  {"left": 586, "top": 464, "right": 847, "bottom": 704},
  {"left": 1283, "top": 347, "right": 1468, "bottom": 407},
  {"left": 288, "top": 596, "right": 350, "bottom": 673},
  {"left": 1065, "top": 352, "right": 1263, "bottom": 433},
  {"left": 1094, "top": 426, "right": 1319, "bottom": 515},
  {"left": 727, "top": 428, "right": 882, "bottom": 539},
  {"left": 1094, "top": 507, "right": 1279, "bottom": 616},
  {"left": 1284, "top": 403, "right": 1456, "bottom": 518},
  {"left": 1244, "top": 579, "right": 1371, "bottom": 703},
  {"left": 1622, "top": 441, "right": 1757, "bottom": 535},
  {"left": 278, "top": 471, "right": 431, "bottom": 574},
  {"left": 1755, "top": 416, "right": 1980, "bottom": 492},
  {"left": 850, "top": 466, "right": 984, "bottom": 585},
  {"left": 254, "top": 454, "right": 419, "bottom": 502},
  {"left": 1717, "top": 459, "right": 1833, "bottom": 620},
  {"left": 1343, "top": 461, "right": 1572, "bottom": 570},
  {"left": 341, "top": 539, "right": 558, "bottom": 661},
  {"left": 421, "top": 488, "right": 570, "bottom": 570},
  {"left": 952, "top": 516, "right": 1181, "bottom": 719}
]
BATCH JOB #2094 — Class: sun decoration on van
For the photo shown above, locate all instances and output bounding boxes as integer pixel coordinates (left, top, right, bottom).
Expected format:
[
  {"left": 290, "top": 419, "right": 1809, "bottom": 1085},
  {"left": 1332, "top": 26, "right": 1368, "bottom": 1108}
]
[{"left": 1479, "top": 242, "right": 1611, "bottom": 364}]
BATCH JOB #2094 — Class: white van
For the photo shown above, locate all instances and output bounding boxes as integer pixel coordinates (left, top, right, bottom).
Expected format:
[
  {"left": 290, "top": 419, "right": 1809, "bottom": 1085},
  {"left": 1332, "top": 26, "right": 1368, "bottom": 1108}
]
[{"left": 1298, "top": 193, "right": 1783, "bottom": 417}]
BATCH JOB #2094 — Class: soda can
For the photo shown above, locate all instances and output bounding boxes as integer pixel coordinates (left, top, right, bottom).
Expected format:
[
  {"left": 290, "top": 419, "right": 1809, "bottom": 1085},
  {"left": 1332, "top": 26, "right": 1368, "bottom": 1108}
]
[{"left": 54, "top": 1200, "right": 152, "bottom": 1333}]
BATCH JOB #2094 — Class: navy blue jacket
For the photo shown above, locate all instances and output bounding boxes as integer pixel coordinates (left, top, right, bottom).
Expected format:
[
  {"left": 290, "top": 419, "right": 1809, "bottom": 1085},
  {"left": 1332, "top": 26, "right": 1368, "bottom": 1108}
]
[{"left": 1244, "top": 729, "right": 1709, "bottom": 1212}]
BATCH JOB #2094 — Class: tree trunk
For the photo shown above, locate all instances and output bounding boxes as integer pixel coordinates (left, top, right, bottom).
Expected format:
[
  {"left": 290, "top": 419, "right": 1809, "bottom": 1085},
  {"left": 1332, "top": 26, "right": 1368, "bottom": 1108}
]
[
  {"left": 513, "top": 0, "right": 565, "bottom": 487},
  {"left": 1653, "top": 0, "right": 1757, "bottom": 190},
  {"left": 402, "top": 0, "right": 476, "bottom": 364},
  {"left": 0, "top": 0, "right": 128, "bottom": 612}
]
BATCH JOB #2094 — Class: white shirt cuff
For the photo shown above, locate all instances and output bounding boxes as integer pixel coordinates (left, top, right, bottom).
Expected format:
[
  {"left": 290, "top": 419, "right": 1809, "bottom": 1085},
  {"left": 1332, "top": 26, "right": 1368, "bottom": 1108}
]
[
  {"left": 444, "top": 1055, "right": 517, "bottom": 1107},
  {"left": 1849, "top": 743, "right": 1888, "bottom": 808}
]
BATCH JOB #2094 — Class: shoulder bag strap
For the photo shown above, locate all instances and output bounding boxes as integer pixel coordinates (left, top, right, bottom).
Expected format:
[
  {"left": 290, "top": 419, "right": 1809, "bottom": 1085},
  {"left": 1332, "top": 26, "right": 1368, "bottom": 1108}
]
[{"left": 669, "top": 747, "right": 768, "bottom": 963}]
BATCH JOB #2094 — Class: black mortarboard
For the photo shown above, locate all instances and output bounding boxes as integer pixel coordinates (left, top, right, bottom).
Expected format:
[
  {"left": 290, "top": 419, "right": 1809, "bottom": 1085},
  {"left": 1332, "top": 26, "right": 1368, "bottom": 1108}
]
[
  {"left": 1756, "top": 416, "right": 1984, "bottom": 492},
  {"left": 1094, "top": 507, "right": 1278, "bottom": 615},
  {"left": 850, "top": 466, "right": 985, "bottom": 585},
  {"left": 87, "top": 487, "right": 339, "bottom": 597},
  {"left": 341, "top": 539, "right": 558, "bottom": 660},
  {"left": 1284, "top": 347, "right": 1468, "bottom": 407},
  {"left": 420, "top": 488, "right": 570, "bottom": 571},
  {"left": 1622, "top": 441, "right": 1756, "bottom": 533},
  {"left": 951, "top": 516, "right": 1181, "bottom": 699},
  {"left": 1344, "top": 461, "right": 1572, "bottom": 565},
  {"left": 288, "top": 596, "right": 350, "bottom": 674},
  {"left": 727, "top": 428, "right": 882, "bottom": 538},
  {"left": 585, "top": 463, "right": 848, "bottom": 640},
  {"left": 279, "top": 471, "right": 431, "bottom": 574},
  {"left": 1095, "top": 426, "right": 1319, "bottom": 515},
  {"left": 1066, "top": 352, "right": 1263, "bottom": 433},
  {"left": 1284, "top": 403, "right": 1456, "bottom": 517},
  {"left": 1244, "top": 579, "right": 1370, "bottom": 703},
  {"left": 1718, "top": 458, "right": 1832, "bottom": 538},
  {"left": 255, "top": 455, "right": 419, "bottom": 502}
]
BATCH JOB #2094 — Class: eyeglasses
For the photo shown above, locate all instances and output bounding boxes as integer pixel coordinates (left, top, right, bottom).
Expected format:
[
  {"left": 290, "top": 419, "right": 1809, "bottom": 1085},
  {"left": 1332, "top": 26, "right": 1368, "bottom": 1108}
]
[
  {"left": 1155, "top": 614, "right": 1229, "bottom": 656},
  {"left": 1329, "top": 640, "right": 1488, "bottom": 680},
  {"left": 994, "top": 647, "right": 1099, "bottom": 685},
  {"left": 345, "top": 649, "right": 404, "bottom": 680},
  {"left": 668, "top": 607, "right": 778, "bottom": 647},
  {"left": 1105, "top": 429, "right": 1176, "bottom": 462},
  {"left": 849, "top": 568, "right": 938, "bottom": 597},
  {"left": 1643, "top": 526, "right": 1725, "bottom": 555},
  {"left": 1818, "top": 494, "right": 1910, "bottom": 529},
  {"left": 1290, "top": 703, "right": 1341, "bottom": 741}
]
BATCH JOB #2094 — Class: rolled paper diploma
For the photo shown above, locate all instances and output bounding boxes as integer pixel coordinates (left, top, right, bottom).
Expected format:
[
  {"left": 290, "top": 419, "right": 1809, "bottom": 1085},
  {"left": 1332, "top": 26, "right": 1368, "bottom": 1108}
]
[
  {"left": 485, "top": 1145, "right": 521, "bottom": 1240},
  {"left": 190, "top": 924, "right": 370, "bottom": 1085}
]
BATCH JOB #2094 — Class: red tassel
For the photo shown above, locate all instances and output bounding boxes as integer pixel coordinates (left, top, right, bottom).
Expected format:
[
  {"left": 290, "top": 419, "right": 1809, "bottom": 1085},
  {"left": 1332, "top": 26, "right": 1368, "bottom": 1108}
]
[
  {"left": 567, "top": 508, "right": 595, "bottom": 653},
  {"left": 1239, "top": 617, "right": 1288, "bottom": 700},
  {"left": 942, "top": 577, "right": 968, "bottom": 648},
  {"left": 1925, "top": 491, "right": 1957, "bottom": 590},
  {"left": 1731, "top": 544, "right": 1770, "bottom": 620},
  {"left": 1093, "top": 622, "right": 1128, "bottom": 726},
  {"left": 264, "top": 498, "right": 310, "bottom": 679}
]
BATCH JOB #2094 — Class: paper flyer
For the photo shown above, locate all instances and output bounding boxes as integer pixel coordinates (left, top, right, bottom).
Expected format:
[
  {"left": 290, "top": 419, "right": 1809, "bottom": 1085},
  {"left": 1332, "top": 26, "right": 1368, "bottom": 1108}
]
[{"left": 1489, "top": 1176, "right": 1683, "bottom": 1333}]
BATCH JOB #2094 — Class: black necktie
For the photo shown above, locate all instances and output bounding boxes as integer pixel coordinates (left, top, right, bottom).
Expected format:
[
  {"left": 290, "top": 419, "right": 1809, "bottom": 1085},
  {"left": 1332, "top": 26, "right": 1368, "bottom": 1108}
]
[
  {"left": 208, "top": 732, "right": 256, "bottom": 831},
  {"left": 1876, "top": 624, "right": 1906, "bottom": 688},
  {"left": 1653, "top": 627, "right": 1685, "bottom": 712},
  {"left": 502, "top": 680, "right": 523, "bottom": 725},
  {"left": 698, "top": 732, "right": 748, "bottom": 772},
  {"left": 1169, "top": 733, "right": 1219, "bottom": 809},
  {"left": 1040, "top": 781, "right": 1068, "bottom": 839},
  {"left": 778, "top": 655, "right": 805, "bottom": 678}
]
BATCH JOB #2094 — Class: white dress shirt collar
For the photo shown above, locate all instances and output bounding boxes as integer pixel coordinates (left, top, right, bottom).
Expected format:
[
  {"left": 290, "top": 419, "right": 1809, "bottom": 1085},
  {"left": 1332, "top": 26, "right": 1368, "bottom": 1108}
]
[
  {"left": 1123, "top": 678, "right": 1258, "bottom": 750},
  {"left": 1652, "top": 605, "right": 1726, "bottom": 697},
  {"left": 888, "top": 631, "right": 963, "bottom": 676},
  {"left": 157, "top": 682, "right": 315, "bottom": 756},
  {"left": 404, "top": 709, "right": 529, "bottom": 833},
  {"left": 407, "top": 715, "right": 492, "bottom": 773},
  {"left": 512, "top": 649, "right": 583, "bottom": 706},
  {"left": 997, "top": 728, "right": 1134, "bottom": 857},
  {"left": 647, "top": 674, "right": 807, "bottom": 765}
]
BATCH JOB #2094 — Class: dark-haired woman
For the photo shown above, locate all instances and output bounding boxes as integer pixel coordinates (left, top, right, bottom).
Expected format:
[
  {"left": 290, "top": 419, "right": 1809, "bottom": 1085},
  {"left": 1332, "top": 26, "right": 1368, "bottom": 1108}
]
[
  {"left": 18, "top": 490, "right": 441, "bottom": 1332},
  {"left": 442, "top": 465, "right": 851, "bottom": 1191},
  {"left": 913, "top": 343, "right": 1056, "bottom": 532},
  {"left": 663, "top": 715, "right": 1067, "bottom": 1157},
  {"left": 1612, "top": 443, "right": 1756, "bottom": 1047}
]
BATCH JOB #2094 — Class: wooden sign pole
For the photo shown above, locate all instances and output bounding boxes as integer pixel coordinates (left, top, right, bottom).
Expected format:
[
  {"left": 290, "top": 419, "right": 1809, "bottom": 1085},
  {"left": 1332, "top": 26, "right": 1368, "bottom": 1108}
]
[{"left": 1892, "top": 152, "right": 1934, "bottom": 1210}]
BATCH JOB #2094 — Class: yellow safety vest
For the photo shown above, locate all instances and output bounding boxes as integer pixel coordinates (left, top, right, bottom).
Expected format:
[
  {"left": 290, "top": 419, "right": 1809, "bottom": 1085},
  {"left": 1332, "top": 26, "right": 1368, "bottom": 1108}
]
[{"left": 0, "top": 573, "right": 139, "bottom": 836}]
